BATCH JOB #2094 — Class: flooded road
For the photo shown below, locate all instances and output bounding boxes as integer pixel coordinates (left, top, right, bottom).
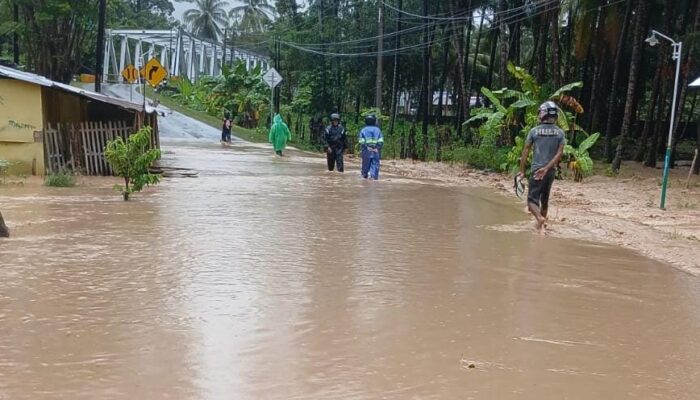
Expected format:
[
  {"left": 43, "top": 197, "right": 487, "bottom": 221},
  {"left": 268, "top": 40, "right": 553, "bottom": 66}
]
[{"left": 2, "top": 141, "right": 700, "bottom": 399}]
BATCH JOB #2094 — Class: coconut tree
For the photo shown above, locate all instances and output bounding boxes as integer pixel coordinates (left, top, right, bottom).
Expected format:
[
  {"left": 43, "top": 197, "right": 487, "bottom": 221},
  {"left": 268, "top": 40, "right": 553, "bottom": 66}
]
[
  {"left": 230, "top": 0, "right": 275, "bottom": 33},
  {"left": 183, "top": 0, "right": 227, "bottom": 40}
]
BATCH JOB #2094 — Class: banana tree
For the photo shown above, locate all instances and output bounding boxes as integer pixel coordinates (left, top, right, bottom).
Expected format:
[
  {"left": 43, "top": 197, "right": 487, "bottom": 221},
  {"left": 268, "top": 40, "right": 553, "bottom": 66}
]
[
  {"left": 565, "top": 132, "right": 600, "bottom": 182},
  {"left": 466, "top": 63, "right": 589, "bottom": 175}
]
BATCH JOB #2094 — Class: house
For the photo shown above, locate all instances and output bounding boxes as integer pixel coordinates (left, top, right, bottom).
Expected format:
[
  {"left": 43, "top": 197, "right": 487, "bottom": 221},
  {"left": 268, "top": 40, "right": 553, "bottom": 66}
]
[
  {"left": 398, "top": 91, "right": 482, "bottom": 116},
  {"left": 690, "top": 77, "right": 700, "bottom": 87},
  {"left": 0, "top": 65, "right": 159, "bottom": 175}
]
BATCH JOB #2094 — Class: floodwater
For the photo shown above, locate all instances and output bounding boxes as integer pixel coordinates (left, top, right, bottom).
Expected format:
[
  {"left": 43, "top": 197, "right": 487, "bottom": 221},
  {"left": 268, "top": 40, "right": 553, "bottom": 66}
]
[{"left": 2, "top": 141, "right": 700, "bottom": 400}]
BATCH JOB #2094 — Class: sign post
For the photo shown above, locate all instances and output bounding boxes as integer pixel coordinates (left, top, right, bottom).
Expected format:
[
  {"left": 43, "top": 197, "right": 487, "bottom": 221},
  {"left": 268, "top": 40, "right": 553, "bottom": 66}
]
[
  {"left": 137, "top": 57, "right": 168, "bottom": 114},
  {"left": 262, "top": 68, "right": 283, "bottom": 127},
  {"left": 121, "top": 64, "right": 139, "bottom": 102}
]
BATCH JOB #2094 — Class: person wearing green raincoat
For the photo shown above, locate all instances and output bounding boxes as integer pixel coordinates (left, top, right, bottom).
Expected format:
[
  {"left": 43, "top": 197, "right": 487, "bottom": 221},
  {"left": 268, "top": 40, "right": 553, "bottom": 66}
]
[{"left": 269, "top": 114, "right": 292, "bottom": 156}]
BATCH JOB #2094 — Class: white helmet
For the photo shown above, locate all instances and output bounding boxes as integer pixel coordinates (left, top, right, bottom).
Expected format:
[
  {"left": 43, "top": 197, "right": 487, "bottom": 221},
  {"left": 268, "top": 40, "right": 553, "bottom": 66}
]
[{"left": 538, "top": 101, "right": 558, "bottom": 122}]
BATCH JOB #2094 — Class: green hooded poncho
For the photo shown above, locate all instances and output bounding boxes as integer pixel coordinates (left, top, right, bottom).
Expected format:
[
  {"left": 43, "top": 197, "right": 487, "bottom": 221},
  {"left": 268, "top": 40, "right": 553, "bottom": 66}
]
[{"left": 269, "top": 114, "right": 291, "bottom": 152}]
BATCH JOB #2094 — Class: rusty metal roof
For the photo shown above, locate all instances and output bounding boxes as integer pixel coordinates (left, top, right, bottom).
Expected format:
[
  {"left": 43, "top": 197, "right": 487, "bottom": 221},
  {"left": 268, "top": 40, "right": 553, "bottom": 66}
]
[{"left": 0, "top": 65, "right": 155, "bottom": 114}]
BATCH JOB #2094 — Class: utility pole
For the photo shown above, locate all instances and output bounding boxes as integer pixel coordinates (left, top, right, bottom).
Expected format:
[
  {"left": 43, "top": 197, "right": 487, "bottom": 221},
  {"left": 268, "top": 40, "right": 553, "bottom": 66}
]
[
  {"left": 222, "top": 27, "right": 228, "bottom": 66},
  {"left": 375, "top": 2, "right": 384, "bottom": 111},
  {"left": 95, "top": 0, "right": 107, "bottom": 92},
  {"left": 274, "top": 36, "right": 280, "bottom": 113}
]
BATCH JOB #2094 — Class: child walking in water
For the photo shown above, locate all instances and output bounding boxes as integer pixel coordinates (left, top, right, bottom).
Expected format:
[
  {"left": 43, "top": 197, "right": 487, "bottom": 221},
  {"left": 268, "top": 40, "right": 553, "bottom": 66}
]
[
  {"left": 221, "top": 111, "right": 232, "bottom": 144},
  {"left": 269, "top": 114, "right": 292, "bottom": 156}
]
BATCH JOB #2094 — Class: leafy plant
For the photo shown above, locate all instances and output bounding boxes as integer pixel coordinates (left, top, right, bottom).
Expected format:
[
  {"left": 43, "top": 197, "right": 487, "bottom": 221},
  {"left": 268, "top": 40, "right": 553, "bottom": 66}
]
[
  {"left": 468, "top": 63, "right": 587, "bottom": 175},
  {"left": 564, "top": 132, "right": 600, "bottom": 182},
  {"left": 105, "top": 127, "right": 161, "bottom": 201},
  {"left": 44, "top": 169, "right": 76, "bottom": 187}
]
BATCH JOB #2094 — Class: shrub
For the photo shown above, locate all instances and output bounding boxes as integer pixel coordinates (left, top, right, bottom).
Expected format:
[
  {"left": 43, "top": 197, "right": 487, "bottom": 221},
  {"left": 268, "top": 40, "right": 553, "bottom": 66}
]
[
  {"left": 44, "top": 169, "right": 76, "bottom": 187},
  {"left": 105, "top": 126, "right": 161, "bottom": 201}
]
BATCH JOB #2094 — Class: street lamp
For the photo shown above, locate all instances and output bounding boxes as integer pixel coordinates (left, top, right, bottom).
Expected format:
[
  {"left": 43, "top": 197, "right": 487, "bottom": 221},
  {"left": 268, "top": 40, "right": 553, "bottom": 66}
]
[{"left": 645, "top": 30, "right": 682, "bottom": 210}]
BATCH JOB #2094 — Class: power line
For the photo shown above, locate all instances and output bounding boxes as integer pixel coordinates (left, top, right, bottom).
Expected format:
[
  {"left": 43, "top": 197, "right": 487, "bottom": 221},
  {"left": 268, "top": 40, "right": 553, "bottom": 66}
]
[
  {"left": 279, "top": 0, "right": 626, "bottom": 58},
  {"left": 280, "top": 0, "right": 556, "bottom": 57},
  {"left": 382, "top": 0, "right": 558, "bottom": 22}
]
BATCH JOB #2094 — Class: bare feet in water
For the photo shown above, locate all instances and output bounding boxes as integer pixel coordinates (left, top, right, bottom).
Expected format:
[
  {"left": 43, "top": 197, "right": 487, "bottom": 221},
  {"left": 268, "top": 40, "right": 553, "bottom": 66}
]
[{"left": 536, "top": 216, "right": 546, "bottom": 235}]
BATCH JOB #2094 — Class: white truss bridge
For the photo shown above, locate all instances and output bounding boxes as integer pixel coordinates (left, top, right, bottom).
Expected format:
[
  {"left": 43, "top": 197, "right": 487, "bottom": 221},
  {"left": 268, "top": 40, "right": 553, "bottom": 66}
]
[{"left": 102, "top": 28, "right": 270, "bottom": 83}]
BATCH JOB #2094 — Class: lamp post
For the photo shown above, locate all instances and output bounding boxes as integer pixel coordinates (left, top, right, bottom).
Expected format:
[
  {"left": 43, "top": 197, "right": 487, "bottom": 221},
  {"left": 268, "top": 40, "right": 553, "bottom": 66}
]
[{"left": 645, "top": 30, "right": 682, "bottom": 210}]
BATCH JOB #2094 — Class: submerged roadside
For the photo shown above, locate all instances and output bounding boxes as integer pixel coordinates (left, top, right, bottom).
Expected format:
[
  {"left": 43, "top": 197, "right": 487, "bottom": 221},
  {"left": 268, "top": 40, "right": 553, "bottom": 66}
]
[{"left": 369, "top": 156, "right": 700, "bottom": 275}]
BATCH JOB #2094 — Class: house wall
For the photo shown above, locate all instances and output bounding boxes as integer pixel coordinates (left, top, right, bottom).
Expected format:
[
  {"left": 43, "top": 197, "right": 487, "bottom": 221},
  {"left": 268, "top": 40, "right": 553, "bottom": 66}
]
[
  {"left": 0, "top": 79, "right": 45, "bottom": 175},
  {"left": 42, "top": 88, "right": 84, "bottom": 124}
]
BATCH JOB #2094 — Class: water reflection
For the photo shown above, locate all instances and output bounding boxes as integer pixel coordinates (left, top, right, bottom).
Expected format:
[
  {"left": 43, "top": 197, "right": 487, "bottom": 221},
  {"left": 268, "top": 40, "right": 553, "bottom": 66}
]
[{"left": 1, "top": 141, "right": 700, "bottom": 399}]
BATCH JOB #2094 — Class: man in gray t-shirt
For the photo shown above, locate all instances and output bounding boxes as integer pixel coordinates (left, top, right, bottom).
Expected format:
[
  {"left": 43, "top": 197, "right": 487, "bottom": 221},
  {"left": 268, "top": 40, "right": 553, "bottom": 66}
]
[{"left": 518, "top": 101, "right": 566, "bottom": 234}]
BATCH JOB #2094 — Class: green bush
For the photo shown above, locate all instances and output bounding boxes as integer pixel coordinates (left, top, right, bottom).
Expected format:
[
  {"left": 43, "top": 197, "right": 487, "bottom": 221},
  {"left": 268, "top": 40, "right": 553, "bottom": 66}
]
[
  {"left": 105, "top": 126, "right": 161, "bottom": 201},
  {"left": 44, "top": 169, "right": 76, "bottom": 187}
]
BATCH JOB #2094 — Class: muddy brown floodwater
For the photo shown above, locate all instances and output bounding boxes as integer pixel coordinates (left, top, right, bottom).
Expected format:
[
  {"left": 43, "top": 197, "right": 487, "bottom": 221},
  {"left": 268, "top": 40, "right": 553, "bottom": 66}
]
[{"left": 2, "top": 140, "right": 700, "bottom": 399}]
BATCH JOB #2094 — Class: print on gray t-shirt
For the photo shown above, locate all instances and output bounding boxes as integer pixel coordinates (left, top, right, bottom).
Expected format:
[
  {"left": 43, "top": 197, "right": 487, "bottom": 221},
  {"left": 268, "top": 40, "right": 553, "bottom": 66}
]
[{"left": 525, "top": 124, "right": 566, "bottom": 171}]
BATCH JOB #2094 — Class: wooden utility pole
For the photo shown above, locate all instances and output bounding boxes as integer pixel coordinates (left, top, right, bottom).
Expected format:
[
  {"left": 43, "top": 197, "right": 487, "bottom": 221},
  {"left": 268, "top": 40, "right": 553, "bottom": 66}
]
[
  {"left": 95, "top": 0, "right": 107, "bottom": 92},
  {"left": 376, "top": 2, "right": 384, "bottom": 110}
]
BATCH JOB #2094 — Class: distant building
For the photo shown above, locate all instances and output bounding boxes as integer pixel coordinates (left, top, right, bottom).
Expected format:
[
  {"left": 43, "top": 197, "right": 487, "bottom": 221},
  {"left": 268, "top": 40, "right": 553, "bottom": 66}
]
[{"left": 397, "top": 91, "right": 481, "bottom": 116}]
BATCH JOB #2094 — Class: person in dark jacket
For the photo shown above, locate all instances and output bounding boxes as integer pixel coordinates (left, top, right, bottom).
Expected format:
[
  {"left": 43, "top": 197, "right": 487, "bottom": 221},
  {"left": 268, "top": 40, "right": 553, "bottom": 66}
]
[{"left": 324, "top": 113, "right": 348, "bottom": 172}]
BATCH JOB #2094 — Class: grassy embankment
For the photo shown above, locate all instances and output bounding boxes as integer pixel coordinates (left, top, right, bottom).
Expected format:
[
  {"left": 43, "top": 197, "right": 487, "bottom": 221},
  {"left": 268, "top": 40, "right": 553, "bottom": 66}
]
[{"left": 144, "top": 87, "right": 266, "bottom": 142}]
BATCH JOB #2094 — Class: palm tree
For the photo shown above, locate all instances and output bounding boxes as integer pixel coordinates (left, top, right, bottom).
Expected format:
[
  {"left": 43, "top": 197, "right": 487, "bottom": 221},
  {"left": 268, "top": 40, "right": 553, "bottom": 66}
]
[
  {"left": 183, "top": 0, "right": 228, "bottom": 41},
  {"left": 230, "top": 0, "right": 275, "bottom": 33}
]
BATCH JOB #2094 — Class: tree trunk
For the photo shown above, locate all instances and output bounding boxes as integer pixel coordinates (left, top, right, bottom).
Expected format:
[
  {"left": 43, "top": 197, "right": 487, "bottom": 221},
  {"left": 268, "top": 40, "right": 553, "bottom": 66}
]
[
  {"left": 604, "top": 0, "right": 633, "bottom": 162},
  {"left": 670, "top": 2, "right": 700, "bottom": 165},
  {"left": 563, "top": 3, "right": 578, "bottom": 82},
  {"left": 550, "top": 6, "right": 562, "bottom": 88},
  {"left": 615, "top": 0, "right": 646, "bottom": 170},
  {"left": 0, "top": 211, "right": 8, "bottom": 238},
  {"left": 436, "top": 32, "right": 450, "bottom": 122},
  {"left": 123, "top": 177, "right": 130, "bottom": 201},
  {"left": 529, "top": 19, "right": 540, "bottom": 75},
  {"left": 12, "top": 4, "right": 19, "bottom": 64},
  {"left": 645, "top": 78, "right": 670, "bottom": 168},
  {"left": 450, "top": 29, "right": 465, "bottom": 138},
  {"left": 635, "top": 62, "right": 663, "bottom": 162},
  {"left": 498, "top": 0, "right": 509, "bottom": 87},
  {"left": 486, "top": 24, "right": 498, "bottom": 89},
  {"left": 463, "top": 10, "right": 473, "bottom": 115},
  {"left": 466, "top": 8, "right": 485, "bottom": 118},
  {"left": 536, "top": 14, "right": 548, "bottom": 83},
  {"left": 508, "top": 1, "right": 521, "bottom": 68},
  {"left": 586, "top": 52, "right": 604, "bottom": 132}
]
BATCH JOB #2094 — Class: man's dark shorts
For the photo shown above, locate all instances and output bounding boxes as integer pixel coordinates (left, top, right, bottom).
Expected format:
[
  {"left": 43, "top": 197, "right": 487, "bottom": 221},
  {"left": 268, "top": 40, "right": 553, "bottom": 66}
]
[{"left": 528, "top": 169, "right": 556, "bottom": 210}]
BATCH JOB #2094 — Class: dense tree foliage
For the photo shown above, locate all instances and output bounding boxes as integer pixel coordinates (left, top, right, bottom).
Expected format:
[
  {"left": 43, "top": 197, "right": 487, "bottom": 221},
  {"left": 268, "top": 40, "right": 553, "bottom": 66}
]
[
  {"left": 245, "top": 0, "right": 699, "bottom": 173},
  {"left": 0, "top": 0, "right": 176, "bottom": 81},
  {"left": 2, "top": 0, "right": 698, "bottom": 174}
]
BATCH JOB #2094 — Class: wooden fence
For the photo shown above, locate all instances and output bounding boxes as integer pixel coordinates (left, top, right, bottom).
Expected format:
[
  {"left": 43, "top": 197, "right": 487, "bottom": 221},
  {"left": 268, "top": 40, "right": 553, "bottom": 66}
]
[{"left": 43, "top": 121, "right": 153, "bottom": 176}]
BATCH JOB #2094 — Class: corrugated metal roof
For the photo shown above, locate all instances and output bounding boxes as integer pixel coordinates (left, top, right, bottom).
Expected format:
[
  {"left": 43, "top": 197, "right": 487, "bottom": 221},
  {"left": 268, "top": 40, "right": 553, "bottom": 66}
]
[
  {"left": 0, "top": 65, "right": 154, "bottom": 113},
  {"left": 690, "top": 77, "right": 700, "bottom": 87}
]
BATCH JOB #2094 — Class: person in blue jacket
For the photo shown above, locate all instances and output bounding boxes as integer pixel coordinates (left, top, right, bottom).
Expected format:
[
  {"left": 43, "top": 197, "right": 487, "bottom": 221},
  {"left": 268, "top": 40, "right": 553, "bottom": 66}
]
[{"left": 359, "top": 114, "right": 384, "bottom": 180}]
